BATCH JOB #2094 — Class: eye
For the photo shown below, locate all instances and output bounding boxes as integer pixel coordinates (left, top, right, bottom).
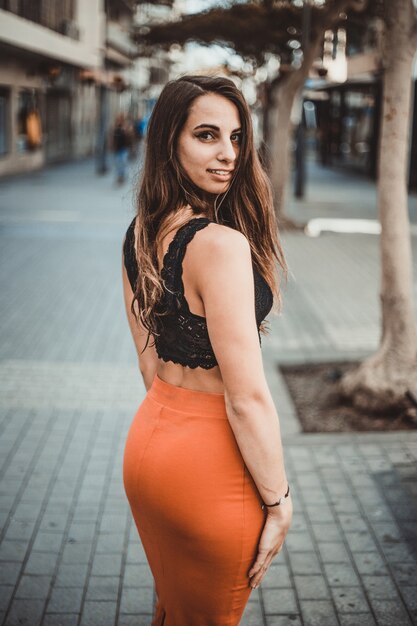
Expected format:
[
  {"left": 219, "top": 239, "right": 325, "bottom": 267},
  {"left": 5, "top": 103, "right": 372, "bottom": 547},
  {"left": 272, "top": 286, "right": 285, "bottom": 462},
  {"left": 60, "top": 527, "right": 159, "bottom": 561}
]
[
  {"left": 231, "top": 132, "right": 242, "bottom": 144},
  {"left": 196, "top": 131, "right": 215, "bottom": 141}
]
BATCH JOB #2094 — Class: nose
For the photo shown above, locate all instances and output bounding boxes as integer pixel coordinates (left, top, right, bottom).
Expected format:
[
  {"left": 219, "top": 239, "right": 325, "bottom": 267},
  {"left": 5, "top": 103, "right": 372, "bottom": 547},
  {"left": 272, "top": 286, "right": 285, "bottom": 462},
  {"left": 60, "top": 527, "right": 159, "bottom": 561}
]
[{"left": 217, "top": 137, "right": 237, "bottom": 164}]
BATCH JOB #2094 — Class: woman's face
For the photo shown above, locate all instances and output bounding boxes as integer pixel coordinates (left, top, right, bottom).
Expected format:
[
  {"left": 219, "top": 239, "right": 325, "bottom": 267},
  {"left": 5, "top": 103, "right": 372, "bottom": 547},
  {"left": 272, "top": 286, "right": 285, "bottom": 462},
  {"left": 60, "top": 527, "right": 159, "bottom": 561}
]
[{"left": 176, "top": 93, "right": 242, "bottom": 195}]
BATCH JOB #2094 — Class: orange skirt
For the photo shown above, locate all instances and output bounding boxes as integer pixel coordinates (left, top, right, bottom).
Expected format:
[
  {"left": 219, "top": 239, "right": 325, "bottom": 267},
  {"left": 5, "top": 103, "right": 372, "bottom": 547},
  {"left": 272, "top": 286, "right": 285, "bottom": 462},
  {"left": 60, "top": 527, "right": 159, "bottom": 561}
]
[{"left": 123, "top": 373, "right": 266, "bottom": 626}]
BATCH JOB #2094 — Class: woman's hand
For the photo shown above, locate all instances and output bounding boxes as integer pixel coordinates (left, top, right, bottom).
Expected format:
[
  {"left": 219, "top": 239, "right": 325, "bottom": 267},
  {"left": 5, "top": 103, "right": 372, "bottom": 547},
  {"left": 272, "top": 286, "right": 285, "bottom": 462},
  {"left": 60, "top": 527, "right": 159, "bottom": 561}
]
[{"left": 248, "top": 495, "right": 293, "bottom": 589}]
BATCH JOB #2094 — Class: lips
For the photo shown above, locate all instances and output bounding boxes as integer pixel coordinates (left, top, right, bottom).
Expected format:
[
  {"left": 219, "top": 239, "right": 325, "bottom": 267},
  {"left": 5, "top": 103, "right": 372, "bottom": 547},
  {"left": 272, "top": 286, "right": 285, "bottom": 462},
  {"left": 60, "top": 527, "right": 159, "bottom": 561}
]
[{"left": 207, "top": 169, "right": 234, "bottom": 176}]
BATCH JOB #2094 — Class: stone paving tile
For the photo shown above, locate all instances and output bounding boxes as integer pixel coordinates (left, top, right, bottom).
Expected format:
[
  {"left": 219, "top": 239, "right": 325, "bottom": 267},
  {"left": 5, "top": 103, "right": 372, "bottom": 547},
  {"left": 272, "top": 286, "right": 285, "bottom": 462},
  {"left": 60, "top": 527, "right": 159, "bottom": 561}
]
[
  {"left": 80, "top": 600, "right": 117, "bottom": 626},
  {"left": 287, "top": 551, "right": 323, "bottom": 576},
  {"left": 118, "top": 616, "right": 154, "bottom": 626},
  {"left": 323, "top": 562, "right": 361, "bottom": 587},
  {"left": 344, "top": 530, "right": 379, "bottom": 553},
  {"left": 370, "top": 599, "right": 414, "bottom": 626},
  {"left": 31, "top": 531, "right": 64, "bottom": 553},
  {"left": 361, "top": 574, "right": 399, "bottom": 600},
  {"left": 284, "top": 530, "right": 316, "bottom": 552},
  {"left": 4, "top": 597, "right": 45, "bottom": 626},
  {"left": 123, "top": 564, "right": 154, "bottom": 588},
  {"left": 310, "top": 522, "right": 344, "bottom": 543},
  {"left": 339, "top": 615, "right": 377, "bottom": 626},
  {"left": 61, "top": 541, "right": 93, "bottom": 565},
  {"left": 120, "top": 586, "right": 154, "bottom": 614},
  {"left": 55, "top": 563, "right": 90, "bottom": 588},
  {"left": 337, "top": 513, "right": 370, "bottom": 533},
  {"left": 0, "top": 563, "right": 21, "bottom": 586},
  {"left": 262, "top": 587, "right": 298, "bottom": 614},
  {"left": 299, "top": 599, "right": 339, "bottom": 626},
  {"left": 43, "top": 616, "right": 79, "bottom": 626},
  {"left": 85, "top": 575, "right": 120, "bottom": 601},
  {"left": 23, "top": 552, "right": 59, "bottom": 576},
  {"left": 91, "top": 553, "right": 123, "bottom": 577},
  {"left": 390, "top": 561, "right": 417, "bottom": 587},
  {"left": 46, "top": 586, "right": 84, "bottom": 614},
  {"left": 95, "top": 532, "right": 125, "bottom": 554},
  {"left": 266, "top": 617, "right": 302, "bottom": 626},
  {"left": 293, "top": 574, "right": 330, "bottom": 600},
  {"left": 352, "top": 551, "right": 391, "bottom": 577},
  {"left": 330, "top": 585, "right": 371, "bottom": 613},
  {"left": 14, "top": 574, "right": 52, "bottom": 600},
  {"left": 0, "top": 586, "right": 14, "bottom": 611},
  {"left": 317, "top": 541, "right": 352, "bottom": 563},
  {"left": 401, "top": 586, "right": 417, "bottom": 613}
]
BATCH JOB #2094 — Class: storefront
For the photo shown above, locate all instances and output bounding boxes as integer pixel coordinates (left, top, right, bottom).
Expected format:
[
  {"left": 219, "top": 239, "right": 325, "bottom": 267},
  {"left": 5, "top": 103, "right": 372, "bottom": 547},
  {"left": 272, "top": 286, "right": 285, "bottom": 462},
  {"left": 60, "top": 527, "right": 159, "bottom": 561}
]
[
  {"left": 312, "top": 79, "right": 382, "bottom": 179},
  {"left": 0, "top": 50, "right": 99, "bottom": 176},
  {"left": 309, "top": 77, "right": 417, "bottom": 191},
  {"left": 0, "top": 52, "right": 45, "bottom": 177}
]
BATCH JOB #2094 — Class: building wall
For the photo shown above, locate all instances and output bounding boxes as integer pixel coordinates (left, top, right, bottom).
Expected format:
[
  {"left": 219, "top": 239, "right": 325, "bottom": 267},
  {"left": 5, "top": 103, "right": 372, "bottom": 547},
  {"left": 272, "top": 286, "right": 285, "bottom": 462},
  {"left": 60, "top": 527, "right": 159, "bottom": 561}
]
[{"left": 0, "top": 2, "right": 103, "bottom": 69}]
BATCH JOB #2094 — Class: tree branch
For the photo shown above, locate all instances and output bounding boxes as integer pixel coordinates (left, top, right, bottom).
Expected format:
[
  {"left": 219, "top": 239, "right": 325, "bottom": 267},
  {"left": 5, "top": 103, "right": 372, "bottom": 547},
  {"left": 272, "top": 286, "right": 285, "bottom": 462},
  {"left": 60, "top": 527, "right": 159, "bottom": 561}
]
[{"left": 321, "top": 0, "right": 358, "bottom": 31}]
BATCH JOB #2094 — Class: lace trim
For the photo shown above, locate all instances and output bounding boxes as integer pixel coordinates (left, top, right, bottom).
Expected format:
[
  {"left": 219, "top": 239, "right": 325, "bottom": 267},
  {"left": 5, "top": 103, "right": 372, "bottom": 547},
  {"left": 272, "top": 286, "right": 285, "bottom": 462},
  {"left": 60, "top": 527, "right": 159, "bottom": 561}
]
[{"left": 160, "top": 217, "right": 211, "bottom": 318}]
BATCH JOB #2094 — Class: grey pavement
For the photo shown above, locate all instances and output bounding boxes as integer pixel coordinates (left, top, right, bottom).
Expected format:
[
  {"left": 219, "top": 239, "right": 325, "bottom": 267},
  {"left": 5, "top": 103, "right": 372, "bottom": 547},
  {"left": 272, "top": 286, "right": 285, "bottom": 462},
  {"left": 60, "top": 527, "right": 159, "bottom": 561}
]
[
  {"left": 286, "top": 159, "right": 417, "bottom": 226},
  {"left": 0, "top": 157, "right": 416, "bottom": 626}
]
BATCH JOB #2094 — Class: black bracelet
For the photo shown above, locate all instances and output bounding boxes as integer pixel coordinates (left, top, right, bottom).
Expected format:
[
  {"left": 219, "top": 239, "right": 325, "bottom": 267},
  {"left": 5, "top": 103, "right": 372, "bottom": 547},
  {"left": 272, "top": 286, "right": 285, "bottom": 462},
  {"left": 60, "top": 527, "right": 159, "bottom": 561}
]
[{"left": 261, "top": 483, "right": 290, "bottom": 510}]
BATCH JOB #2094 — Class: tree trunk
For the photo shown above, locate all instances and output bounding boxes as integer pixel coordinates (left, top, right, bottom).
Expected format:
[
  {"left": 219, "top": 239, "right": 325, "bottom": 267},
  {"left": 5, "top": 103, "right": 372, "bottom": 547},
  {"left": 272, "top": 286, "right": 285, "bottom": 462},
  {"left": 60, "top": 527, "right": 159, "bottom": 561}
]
[
  {"left": 268, "top": 72, "right": 303, "bottom": 228},
  {"left": 258, "top": 81, "right": 274, "bottom": 170},
  {"left": 268, "top": 33, "right": 323, "bottom": 227},
  {"left": 338, "top": 0, "right": 417, "bottom": 413}
]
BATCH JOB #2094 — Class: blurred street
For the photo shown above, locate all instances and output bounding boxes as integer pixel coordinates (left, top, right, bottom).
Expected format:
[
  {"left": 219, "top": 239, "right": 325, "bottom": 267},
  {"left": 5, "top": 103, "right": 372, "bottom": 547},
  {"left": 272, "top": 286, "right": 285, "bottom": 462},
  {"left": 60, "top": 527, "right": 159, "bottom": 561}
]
[{"left": 0, "top": 157, "right": 417, "bottom": 625}]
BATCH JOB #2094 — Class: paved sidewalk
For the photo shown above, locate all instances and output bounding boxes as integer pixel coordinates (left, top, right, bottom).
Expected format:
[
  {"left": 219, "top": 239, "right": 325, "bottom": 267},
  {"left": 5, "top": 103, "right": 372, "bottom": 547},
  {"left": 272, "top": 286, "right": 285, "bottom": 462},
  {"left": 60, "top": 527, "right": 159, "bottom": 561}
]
[
  {"left": 286, "top": 159, "right": 417, "bottom": 225},
  {"left": 0, "top": 159, "right": 416, "bottom": 626}
]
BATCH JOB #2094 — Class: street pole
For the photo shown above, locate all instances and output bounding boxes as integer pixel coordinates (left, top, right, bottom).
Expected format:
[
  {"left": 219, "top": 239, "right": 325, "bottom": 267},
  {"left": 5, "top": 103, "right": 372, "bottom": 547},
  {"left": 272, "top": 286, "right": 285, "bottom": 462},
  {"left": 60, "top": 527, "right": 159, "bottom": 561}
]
[
  {"left": 96, "top": 83, "right": 109, "bottom": 175},
  {"left": 294, "top": 0, "right": 312, "bottom": 198},
  {"left": 96, "top": 0, "right": 109, "bottom": 175}
]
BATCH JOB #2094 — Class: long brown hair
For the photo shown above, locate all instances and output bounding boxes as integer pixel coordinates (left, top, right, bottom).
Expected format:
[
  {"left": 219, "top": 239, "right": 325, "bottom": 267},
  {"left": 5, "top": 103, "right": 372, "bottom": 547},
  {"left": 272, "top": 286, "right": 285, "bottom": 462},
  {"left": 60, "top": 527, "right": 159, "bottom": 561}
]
[{"left": 131, "top": 75, "right": 288, "bottom": 348}]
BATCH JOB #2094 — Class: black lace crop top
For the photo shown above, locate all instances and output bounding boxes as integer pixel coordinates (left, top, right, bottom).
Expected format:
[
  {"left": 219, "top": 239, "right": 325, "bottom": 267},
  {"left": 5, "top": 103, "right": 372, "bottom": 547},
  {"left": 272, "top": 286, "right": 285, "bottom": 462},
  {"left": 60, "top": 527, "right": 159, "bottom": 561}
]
[{"left": 123, "top": 216, "right": 273, "bottom": 369}]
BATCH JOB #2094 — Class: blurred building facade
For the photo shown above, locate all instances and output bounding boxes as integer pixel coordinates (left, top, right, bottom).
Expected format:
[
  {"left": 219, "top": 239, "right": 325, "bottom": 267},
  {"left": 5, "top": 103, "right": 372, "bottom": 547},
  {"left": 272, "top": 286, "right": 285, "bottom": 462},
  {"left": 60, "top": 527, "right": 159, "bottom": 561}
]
[
  {"left": 306, "top": 19, "right": 417, "bottom": 190},
  {"left": 0, "top": 0, "right": 177, "bottom": 177},
  {"left": 0, "top": 0, "right": 104, "bottom": 176}
]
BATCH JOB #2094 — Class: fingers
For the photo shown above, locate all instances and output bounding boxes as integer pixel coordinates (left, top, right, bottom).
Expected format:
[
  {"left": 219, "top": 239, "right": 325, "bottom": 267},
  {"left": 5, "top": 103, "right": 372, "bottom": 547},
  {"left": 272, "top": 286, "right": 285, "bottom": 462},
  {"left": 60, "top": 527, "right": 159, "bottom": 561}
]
[
  {"left": 248, "top": 547, "right": 268, "bottom": 579},
  {"left": 248, "top": 545, "right": 283, "bottom": 589}
]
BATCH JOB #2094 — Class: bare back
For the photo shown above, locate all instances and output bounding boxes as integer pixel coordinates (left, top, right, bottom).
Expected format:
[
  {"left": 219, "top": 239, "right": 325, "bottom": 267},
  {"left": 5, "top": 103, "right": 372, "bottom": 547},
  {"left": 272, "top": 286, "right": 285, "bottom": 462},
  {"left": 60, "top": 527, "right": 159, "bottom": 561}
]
[{"left": 138, "top": 208, "right": 225, "bottom": 393}]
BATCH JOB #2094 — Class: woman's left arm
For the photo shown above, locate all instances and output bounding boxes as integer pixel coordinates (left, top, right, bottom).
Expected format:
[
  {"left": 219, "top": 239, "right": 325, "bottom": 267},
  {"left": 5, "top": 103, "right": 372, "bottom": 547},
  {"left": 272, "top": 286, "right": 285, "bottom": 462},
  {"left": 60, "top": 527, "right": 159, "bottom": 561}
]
[{"left": 122, "top": 244, "right": 158, "bottom": 390}]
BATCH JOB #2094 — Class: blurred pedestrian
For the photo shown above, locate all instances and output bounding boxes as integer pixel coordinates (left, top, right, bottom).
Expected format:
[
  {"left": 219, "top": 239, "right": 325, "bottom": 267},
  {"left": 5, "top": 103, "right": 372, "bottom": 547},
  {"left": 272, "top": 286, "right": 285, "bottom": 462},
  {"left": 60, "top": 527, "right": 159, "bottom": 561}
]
[
  {"left": 122, "top": 75, "right": 292, "bottom": 625},
  {"left": 134, "top": 115, "right": 143, "bottom": 143},
  {"left": 111, "top": 112, "right": 130, "bottom": 184},
  {"left": 133, "top": 115, "right": 147, "bottom": 160}
]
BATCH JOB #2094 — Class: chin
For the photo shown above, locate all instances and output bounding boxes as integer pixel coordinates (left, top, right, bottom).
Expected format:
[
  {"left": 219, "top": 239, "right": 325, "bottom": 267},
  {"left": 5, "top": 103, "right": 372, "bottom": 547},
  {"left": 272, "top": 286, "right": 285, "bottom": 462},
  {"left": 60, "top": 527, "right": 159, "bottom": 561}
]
[{"left": 202, "top": 183, "right": 230, "bottom": 195}]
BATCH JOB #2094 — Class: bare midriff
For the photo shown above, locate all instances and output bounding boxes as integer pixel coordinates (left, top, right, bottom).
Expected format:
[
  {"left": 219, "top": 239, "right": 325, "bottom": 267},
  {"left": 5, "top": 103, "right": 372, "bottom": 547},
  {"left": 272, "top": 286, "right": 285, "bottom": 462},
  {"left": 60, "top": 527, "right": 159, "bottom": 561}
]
[{"left": 156, "top": 360, "right": 225, "bottom": 394}]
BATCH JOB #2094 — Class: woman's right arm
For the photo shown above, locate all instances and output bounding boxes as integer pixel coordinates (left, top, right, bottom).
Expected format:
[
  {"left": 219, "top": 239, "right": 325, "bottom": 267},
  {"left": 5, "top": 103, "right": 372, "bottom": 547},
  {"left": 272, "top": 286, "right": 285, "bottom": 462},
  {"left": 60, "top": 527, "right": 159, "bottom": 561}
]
[{"left": 194, "top": 224, "right": 293, "bottom": 589}]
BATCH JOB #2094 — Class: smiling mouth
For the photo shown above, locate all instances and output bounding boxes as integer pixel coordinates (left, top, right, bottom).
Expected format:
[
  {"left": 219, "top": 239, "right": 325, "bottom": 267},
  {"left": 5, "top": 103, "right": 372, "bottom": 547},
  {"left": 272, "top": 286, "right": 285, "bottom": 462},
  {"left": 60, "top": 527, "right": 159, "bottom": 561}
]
[{"left": 207, "top": 169, "right": 234, "bottom": 176}]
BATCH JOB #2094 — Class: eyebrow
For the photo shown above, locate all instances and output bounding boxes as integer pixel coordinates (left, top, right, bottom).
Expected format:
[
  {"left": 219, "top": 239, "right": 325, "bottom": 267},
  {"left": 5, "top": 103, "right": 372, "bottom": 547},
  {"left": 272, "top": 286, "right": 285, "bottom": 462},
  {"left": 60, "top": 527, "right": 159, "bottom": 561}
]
[{"left": 193, "top": 123, "right": 242, "bottom": 133}]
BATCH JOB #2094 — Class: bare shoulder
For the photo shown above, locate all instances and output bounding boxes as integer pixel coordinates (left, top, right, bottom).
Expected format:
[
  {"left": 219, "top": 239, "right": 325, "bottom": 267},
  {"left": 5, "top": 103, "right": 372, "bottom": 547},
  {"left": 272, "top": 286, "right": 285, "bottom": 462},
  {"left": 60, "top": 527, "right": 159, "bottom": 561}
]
[
  {"left": 186, "top": 223, "right": 252, "bottom": 297},
  {"left": 191, "top": 222, "right": 251, "bottom": 261}
]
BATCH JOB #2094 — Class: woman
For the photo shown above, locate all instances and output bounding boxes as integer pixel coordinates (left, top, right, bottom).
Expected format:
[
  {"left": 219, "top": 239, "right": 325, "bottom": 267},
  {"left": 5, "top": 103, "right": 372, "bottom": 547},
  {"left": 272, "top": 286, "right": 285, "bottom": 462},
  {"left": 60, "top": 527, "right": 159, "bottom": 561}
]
[{"left": 122, "top": 75, "right": 292, "bottom": 626}]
